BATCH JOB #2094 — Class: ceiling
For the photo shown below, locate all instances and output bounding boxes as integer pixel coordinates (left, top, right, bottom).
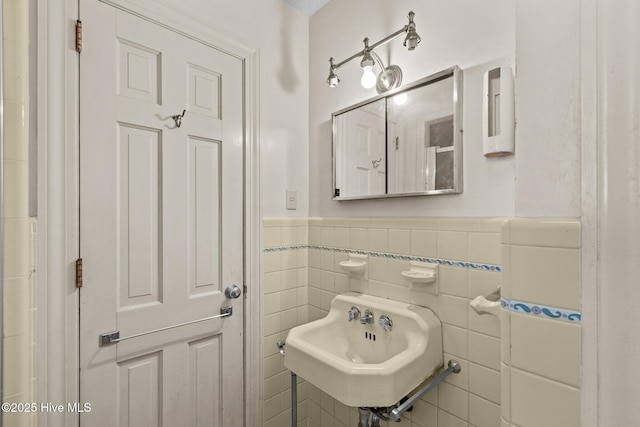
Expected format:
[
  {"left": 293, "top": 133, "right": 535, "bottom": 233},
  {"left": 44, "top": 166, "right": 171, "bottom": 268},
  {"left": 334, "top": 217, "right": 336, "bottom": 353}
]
[{"left": 281, "top": 0, "right": 331, "bottom": 16}]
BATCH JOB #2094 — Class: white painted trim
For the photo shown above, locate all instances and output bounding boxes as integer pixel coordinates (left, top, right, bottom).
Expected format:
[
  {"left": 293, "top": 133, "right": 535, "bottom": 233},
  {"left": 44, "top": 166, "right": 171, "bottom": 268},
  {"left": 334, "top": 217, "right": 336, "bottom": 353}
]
[
  {"left": 244, "top": 49, "right": 264, "bottom": 427},
  {"left": 96, "top": 0, "right": 257, "bottom": 60},
  {"left": 37, "top": 0, "right": 81, "bottom": 426},
  {"left": 0, "top": 0, "right": 4, "bottom": 413},
  {"left": 38, "top": 1, "right": 263, "bottom": 425},
  {"left": 580, "top": 0, "right": 598, "bottom": 425}
]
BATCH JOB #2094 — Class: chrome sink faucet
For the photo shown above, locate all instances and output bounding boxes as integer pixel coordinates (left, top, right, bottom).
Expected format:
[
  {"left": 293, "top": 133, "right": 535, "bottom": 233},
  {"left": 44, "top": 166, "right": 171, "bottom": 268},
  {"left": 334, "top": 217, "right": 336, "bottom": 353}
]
[
  {"left": 379, "top": 315, "right": 393, "bottom": 331},
  {"left": 360, "top": 309, "right": 374, "bottom": 325},
  {"left": 347, "top": 306, "right": 361, "bottom": 322}
]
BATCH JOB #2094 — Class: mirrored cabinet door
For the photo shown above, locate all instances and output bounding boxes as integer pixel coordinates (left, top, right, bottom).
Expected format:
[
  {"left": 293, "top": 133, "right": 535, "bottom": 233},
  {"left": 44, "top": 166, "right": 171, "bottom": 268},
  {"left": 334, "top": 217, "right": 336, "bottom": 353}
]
[
  {"left": 334, "top": 99, "right": 386, "bottom": 198},
  {"left": 332, "top": 66, "right": 463, "bottom": 200}
]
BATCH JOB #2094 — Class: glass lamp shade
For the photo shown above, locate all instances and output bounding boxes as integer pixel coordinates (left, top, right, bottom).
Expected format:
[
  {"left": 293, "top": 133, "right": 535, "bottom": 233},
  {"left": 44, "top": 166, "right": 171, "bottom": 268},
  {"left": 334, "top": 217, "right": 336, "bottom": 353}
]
[
  {"left": 361, "top": 65, "right": 377, "bottom": 89},
  {"left": 327, "top": 71, "right": 340, "bottom": 87}
]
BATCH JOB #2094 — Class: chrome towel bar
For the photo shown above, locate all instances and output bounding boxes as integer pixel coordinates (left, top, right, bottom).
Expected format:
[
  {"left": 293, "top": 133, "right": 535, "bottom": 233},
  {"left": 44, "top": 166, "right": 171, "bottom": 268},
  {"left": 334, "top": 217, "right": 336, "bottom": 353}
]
[
  {"left": 99, "top": 306, "right": 232, "bottom": 346},
  {"left": 389, "top": 360, "right": 461, "bottom": 422}
]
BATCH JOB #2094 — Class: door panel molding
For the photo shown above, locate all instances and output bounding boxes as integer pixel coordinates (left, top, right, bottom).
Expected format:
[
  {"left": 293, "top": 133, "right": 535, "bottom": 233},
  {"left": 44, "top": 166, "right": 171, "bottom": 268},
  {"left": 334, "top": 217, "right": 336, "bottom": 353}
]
[
  {"left": 37, "top": 0, "right": 262, "bottom": 425},
  {"left": 80, "top": 3, "right": 243, "bottom": 424}
]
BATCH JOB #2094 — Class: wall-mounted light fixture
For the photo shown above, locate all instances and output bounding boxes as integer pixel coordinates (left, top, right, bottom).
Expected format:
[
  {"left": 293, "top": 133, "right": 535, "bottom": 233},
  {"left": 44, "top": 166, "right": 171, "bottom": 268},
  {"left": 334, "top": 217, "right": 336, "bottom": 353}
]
[{"left": 326, "top": 11, "right": 421, "bottom": 94}]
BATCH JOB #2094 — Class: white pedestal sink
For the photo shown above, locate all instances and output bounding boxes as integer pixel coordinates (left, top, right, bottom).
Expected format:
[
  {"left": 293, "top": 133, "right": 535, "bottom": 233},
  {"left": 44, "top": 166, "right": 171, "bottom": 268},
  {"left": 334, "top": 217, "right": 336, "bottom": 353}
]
[{"left": 284, "top": 292, "right": 443, "bottom": 408}]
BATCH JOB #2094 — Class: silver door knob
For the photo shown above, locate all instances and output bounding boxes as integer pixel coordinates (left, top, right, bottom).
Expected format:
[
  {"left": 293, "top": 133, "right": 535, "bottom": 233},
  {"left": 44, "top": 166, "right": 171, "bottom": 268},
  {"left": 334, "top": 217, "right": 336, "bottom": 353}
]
[{"left": 225, "top": 284, "right": 242, "bottom": 299}]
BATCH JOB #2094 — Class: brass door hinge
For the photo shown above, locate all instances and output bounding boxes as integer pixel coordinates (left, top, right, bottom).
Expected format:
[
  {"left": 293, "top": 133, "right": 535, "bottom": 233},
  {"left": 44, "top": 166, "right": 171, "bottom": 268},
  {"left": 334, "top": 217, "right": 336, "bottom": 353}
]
[
  {"left": 76, "top": 258, "right": 83, "bottom": 288},
  {"left": 75, "top": 20, "right": 82, "bottom": 53}
]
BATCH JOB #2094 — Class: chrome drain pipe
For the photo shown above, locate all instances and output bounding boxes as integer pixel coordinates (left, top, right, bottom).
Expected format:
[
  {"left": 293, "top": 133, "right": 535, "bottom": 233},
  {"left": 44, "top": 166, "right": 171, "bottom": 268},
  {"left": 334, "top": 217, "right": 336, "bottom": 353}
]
[{"left": 358, "top": 407, "right": 372, "bottom": 427}]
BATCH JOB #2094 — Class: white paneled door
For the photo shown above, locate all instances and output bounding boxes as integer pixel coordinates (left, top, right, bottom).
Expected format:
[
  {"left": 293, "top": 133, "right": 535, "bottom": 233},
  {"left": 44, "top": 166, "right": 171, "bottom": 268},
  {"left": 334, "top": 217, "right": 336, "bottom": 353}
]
[
  {"left": 346, "top": 109, "right": 386, "bottom": 196},
  {"left": 79, "top": 2, "right": 244, "bottom": 426}
]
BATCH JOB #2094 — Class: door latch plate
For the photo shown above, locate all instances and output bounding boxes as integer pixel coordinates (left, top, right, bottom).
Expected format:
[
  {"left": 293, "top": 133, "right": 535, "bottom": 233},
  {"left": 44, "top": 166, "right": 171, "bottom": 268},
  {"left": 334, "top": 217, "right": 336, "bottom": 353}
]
[{"left": 99, "top": 331, "right": 120, "bottom": 346}]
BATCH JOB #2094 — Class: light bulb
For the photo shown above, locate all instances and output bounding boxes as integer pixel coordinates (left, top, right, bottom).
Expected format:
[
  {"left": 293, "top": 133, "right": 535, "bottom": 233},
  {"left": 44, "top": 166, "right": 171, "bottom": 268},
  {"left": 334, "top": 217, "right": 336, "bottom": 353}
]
[
  {"left": 393, "top": 93, "right": 408, "bottom": 105},
  {"left": 360, "top": 65, "right": 377, "bottom": 89}
]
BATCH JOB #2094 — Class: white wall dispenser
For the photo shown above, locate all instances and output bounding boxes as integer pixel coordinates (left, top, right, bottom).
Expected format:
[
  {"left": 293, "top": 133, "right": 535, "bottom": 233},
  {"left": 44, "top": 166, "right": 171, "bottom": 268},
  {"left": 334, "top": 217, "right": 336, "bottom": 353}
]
[{"left": 482, "top": 66, "right": 515, "bottom": 157}]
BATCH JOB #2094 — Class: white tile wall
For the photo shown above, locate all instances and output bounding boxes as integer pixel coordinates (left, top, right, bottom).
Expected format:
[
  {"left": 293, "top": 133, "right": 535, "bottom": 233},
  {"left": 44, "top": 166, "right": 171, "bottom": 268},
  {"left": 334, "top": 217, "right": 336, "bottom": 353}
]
[
  {"left": 501, "top": 218, "right": 581, "bottom": 426},
  {"left": 263, "top": 219, "right": 309, "bottom": 426},
  {"left": 510, "top": 313, "right": 580, "bottom": 387},
  {"left": 510, "top": 368, "right": 579, "bottom": 427},
  {"left": 3, "top": 1, "right": 36, "bottom": 426},
  {"left": 510, "top": 246, "right": 580, "bottom": 310},
  {"left": 469, "top": 394, "right": 500, "bottom": 427},
  {"left": 303, "top": 217, "right": 504, "bottom": 427},
  {"left": 265, "top": 217, "right": 581, "bottom": 427}
]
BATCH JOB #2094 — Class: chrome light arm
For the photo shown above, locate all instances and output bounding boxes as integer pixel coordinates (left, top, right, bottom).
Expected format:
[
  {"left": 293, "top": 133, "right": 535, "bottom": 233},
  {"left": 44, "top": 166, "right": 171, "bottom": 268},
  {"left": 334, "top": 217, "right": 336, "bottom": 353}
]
[
  {"left": 329, "top": 13, "right": 414, "bottom": 71},
  {"left": 326, "top": 11, "right": 420, "bottom": 91}
]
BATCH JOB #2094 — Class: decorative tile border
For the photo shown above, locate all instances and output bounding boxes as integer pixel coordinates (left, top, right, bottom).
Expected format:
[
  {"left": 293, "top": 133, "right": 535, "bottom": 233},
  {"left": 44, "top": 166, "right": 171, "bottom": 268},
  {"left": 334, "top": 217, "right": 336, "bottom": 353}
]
[
  {"left": 263, "top": 245, "right": 582, "bottom": 323},
  {"left": 263, "top": 245, "right": 307, "bottom": 253},
  {"left": 502, "top": 298, "right": 582, "bottom": 323},
  {"left": 263, "top": 245, "right": 502, "bottom": 272}
]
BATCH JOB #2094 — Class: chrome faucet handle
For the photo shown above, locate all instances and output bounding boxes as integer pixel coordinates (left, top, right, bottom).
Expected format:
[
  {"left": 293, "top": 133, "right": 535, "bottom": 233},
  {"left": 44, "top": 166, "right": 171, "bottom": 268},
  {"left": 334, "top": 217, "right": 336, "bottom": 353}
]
[
  {"left": 360, "top": 309, "right": 374, "bottom": 324},
  {"left": 347, "top": 306, "right": 361, "bottom": 322},
  {"left": 379, "top": 314, "right": 393, "bottom": 331}
]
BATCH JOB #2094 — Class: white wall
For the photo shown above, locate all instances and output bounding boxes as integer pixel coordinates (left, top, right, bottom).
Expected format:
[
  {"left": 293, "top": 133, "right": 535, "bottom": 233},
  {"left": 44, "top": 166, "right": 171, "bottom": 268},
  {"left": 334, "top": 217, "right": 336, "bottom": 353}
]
[
  {"left": 597, "top": 1, "right": 640, "bottom": 424},
  {"left": 514, "top": 0, "right": 581, "bottom": 217},
  {"left": 132, "top": 0, "right": 311, "bottom": 217},
  {"left": 213, "top": 0, "right": 311, "bottom": 218},
  {"left": 309, "top": 0, "right": 517, "bottom": 217}
]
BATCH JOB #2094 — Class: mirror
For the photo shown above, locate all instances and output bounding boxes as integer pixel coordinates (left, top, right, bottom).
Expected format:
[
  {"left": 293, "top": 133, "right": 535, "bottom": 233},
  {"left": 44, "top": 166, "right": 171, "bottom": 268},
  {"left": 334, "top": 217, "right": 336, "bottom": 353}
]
[{"left": 332, "top": 66, "right": 463, "bottom": 200}]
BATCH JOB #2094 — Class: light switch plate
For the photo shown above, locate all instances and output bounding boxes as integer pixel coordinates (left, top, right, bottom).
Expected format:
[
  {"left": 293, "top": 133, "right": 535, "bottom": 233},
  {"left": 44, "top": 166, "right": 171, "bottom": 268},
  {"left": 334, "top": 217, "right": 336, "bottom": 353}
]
[{"left": 286, "top": 189, "right": 297, "bottom": 210}]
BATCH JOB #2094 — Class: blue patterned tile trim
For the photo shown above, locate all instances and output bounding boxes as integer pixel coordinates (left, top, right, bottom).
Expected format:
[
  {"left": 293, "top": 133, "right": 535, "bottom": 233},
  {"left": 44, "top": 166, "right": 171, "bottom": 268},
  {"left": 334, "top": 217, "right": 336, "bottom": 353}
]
[
  {"left": 502, "top": 298, "right": 582, "bottom": 323},
  {"left": 263, "top": 245, "right": 307, "bottom": 253},
  {"left": 263, "top": 245, "right": 502, "bottom": 272}
]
